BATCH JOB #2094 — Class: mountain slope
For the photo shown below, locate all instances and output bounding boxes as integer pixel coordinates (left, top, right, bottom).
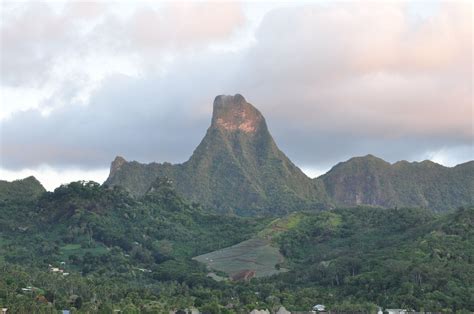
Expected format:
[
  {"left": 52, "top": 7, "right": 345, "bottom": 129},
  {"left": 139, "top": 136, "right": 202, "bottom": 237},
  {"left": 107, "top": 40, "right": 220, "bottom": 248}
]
[
  {"left": 105, "top": 94, "right": 329, "bottom": 214},
  {"left": 320, "top": 155, "right": 474, "bottom": 211},
  {"left": 0, "top": 176, "right": 45, "bottom": 203},
  {"left": 0, "top": 176, "right": 46, "bottom": 232},
  {"left": 104, "top": 94, "right": 473, "bottom": 214}
]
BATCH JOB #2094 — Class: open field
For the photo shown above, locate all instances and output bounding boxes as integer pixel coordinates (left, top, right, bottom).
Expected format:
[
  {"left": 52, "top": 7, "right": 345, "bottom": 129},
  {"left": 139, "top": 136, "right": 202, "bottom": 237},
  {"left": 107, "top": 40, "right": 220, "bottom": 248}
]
[
  {"left": 193, "top": 237, "right": 287, "bottom": 278},
  {"left": 59, "top": 243, "right": 109, "bottom": 261},
  {"left": 192, "top": 214, "right": 305, "bottom": 279}
]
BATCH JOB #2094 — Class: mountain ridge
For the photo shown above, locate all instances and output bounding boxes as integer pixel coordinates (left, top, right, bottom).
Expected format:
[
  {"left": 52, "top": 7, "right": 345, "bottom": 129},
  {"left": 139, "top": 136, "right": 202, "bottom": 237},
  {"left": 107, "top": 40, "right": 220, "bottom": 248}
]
[
  {"left": 320, "top": 154, "right": 473, "bottom": 211},
  {"left": 103, "top": 94, "right": 472, "bottom": 214},
  {"left": 0, "top": 176, "right": 46, "bottom": 203}
]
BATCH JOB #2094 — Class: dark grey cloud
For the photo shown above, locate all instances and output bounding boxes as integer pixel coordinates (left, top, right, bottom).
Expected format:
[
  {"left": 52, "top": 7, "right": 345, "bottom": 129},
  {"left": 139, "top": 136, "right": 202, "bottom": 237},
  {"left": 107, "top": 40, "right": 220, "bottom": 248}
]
[{"left": 1, "top": 1, "right": 472, "bottom": 174}]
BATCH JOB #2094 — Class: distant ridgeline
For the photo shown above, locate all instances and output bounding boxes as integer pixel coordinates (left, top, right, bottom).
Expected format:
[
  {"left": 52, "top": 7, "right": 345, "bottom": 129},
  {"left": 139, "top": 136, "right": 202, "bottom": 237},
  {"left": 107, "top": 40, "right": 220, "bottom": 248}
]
[{"left": 104, "top": 94, "right": 473, "bottom": 214}]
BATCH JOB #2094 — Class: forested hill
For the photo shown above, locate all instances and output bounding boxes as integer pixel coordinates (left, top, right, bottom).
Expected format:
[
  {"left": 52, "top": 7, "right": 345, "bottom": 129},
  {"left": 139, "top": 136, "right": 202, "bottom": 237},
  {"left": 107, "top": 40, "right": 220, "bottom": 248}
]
[
  {"left": 104, "top": 94, "right": 473, "bottom": 215},
  {"left": 321, "top": 155, "right": 474, "bottom": 211},
  {"left": 275, "top": 206, "right": 474, "bottom": 311},
  {"left": 0, "top": 176, "right": 45, "bottom": 203},
  {"left": 0, "top": 179, "right": 268, "bottom": 312},
  {"left": 0, "top": 177, "right": 473, "bottom": 312}
]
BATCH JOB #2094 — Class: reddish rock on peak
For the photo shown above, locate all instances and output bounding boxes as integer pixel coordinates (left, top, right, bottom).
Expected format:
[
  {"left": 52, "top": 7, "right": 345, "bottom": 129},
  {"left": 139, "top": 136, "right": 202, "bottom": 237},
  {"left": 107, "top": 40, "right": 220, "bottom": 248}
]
[{"left": 211, "top": 94, "right": 264, "bottom": 133}]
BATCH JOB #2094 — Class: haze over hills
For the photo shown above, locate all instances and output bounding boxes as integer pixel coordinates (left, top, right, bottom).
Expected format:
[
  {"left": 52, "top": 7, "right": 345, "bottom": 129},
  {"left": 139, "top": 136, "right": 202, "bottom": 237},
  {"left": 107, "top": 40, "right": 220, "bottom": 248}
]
[{"left": 104, "top": 94, "right": 473, "bottom": 214}]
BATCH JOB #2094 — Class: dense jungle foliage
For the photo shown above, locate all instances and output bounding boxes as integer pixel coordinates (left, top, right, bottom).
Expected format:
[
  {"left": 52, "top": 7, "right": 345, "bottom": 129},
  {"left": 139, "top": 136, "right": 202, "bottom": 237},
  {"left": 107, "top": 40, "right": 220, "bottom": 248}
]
[{"left": 0, "top": 178, "right": 472, "bottom": 313}]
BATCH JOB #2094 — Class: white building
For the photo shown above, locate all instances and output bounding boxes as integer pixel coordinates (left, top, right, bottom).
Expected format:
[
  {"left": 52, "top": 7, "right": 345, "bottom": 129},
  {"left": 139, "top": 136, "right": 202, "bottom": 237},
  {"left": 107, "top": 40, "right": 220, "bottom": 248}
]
[
  {"left": 386, "top": 309, "right": 407, "bottom": 314},
  {"left": 313, "top": 304, "right": 326, "bottom": 312}
]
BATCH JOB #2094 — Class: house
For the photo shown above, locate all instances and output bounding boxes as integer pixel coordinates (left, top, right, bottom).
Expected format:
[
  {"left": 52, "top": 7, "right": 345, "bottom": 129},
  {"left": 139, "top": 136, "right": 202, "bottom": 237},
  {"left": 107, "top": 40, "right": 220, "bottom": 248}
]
[
  {"left": 230, "top": 269, "right": 256, "bottom": 281},
  {"left": 249, "top": 310, "right": 270, "bottom": 314},
  {"left": 385, "top": 309, "right": 407, "bottom": 314},
  {"left": 313, "top": 304, "right": 326, "bottom": 312}
]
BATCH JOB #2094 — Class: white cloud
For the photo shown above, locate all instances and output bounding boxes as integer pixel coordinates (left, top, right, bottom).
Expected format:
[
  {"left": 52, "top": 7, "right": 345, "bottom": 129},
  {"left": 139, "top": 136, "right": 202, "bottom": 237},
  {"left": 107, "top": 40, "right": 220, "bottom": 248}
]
[
  {"left": 0, "top": 1, "right": 247, "bottom": 120},
  {"left": 0, "top": 165, "right": 109, "bottom": 191},
  {"left": 421, "top": 145, "right": 474, "bottom": 167},
  {"left": 300, "top": 166, "right": 331, "bottom": 179}
]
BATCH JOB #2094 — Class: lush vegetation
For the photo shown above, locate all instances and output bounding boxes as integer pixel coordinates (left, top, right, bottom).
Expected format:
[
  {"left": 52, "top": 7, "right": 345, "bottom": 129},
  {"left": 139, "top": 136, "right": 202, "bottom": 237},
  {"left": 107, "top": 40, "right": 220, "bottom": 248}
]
[
  {"left": 275, "top": 206, "right": 474, "bottom": 311},
  {"left": 0, "top": 178, "right": 473, "bottom": 313},
  {"left": 321, "top": 155, "right": 473, "bottom": 211}
]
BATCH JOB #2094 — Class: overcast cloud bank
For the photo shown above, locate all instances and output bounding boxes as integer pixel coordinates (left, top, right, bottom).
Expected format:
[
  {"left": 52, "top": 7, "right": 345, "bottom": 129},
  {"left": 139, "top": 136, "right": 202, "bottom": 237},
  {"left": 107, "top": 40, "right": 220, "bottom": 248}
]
[{"left": 0, "top": 1, "right": 472, "bottom": 189}]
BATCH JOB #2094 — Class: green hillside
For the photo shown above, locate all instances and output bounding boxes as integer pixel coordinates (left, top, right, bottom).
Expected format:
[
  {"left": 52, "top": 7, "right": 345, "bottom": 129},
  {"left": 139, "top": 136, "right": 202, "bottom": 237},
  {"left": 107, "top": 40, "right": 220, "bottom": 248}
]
[
  {"left": 274, "top": 206, "right": 474, "bottom": 311},
  {"left": 0, "top": 176, "right": 45, "bottom": 203},
  {"left": 0, "top": 178, "right": 472, "bottom": 312},
  {"left": 321, "top": 155, "right": 474, "bottom": 211}
]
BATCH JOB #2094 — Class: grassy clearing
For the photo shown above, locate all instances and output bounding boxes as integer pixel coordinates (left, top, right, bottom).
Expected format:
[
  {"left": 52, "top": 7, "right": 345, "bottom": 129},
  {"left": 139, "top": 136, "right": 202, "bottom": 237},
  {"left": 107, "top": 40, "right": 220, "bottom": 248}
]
[
  {"left": 258, "top": 212, "right": 304, "bottom": 241},
  {"left": 192, "top": 214, "right": 306, "bottom": 279},
  {"left": 59, "top": 243, "right": 108, "bottom": 260},
  {"left": 193, "top": 237, "right": 287, "bottom": 278}
]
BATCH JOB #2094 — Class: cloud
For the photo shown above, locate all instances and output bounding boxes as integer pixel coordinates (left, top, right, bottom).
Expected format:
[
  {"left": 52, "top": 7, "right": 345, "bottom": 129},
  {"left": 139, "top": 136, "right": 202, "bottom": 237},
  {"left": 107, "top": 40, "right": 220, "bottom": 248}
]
[
  {"left": 0, "top": 59, "right": 236, "bottom": 169},
  {"left": 0, "top": 1, "right": 245, "bottom": 116},
  {"left": 0, "top": 165, "right": 109, "bottom": 191},
  {"left": 0, "top": 1, "right": 472, "bottom": 187},
  {"left": 421, "top": 145, "right": 474, "bottom": 167},
  {"left": 236, "top": 1, "right": 472, "bottom": 140}
]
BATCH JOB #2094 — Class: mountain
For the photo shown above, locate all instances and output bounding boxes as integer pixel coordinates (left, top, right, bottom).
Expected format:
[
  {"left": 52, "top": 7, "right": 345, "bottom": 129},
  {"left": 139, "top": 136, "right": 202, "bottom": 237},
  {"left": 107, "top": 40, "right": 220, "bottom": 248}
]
[
  {"left": 105, "top": 94, "right": 473, "bottom": 214},
  {"left": 0, "top": 176, "right": 45, "bottom": 203},
  {"left": 321, "top": 155, "right": 474, "bottom": 211},
  {"left": 0, "top": 176, "right": 46, "bottom": 232},
  {"left": 105, "top": 94, "right": 329, "bottom": 214}
]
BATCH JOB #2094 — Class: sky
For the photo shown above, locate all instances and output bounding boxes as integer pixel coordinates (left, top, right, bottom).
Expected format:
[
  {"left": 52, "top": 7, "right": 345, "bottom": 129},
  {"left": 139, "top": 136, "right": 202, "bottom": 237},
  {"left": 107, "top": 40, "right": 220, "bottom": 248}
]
[{"left": 0, "top": 0, "right": 472, "bottom": 190}]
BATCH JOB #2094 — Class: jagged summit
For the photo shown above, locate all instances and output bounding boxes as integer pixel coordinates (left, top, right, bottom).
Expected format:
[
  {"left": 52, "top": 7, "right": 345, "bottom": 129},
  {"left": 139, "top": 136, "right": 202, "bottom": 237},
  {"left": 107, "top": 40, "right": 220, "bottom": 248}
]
[
  {"left": 211, "top": 94, "right": 265, "bottom": 134},
  {"left": 110, "top": 156, "right": 127, "bottom": 177},
  {"left": 105, "top": 94, "right": 328, "bottom": 214}
]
